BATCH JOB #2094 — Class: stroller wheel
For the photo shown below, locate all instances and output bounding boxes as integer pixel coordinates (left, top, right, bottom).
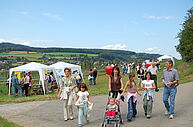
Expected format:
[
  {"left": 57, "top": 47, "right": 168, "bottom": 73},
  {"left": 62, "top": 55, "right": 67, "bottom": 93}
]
[
  {"left": 101, "top": 123, "right": 106, "bottom": 127},
  {"left": 114, "top": 123, "right": 120, "bottom": 127},
  {"left": 120, "top": 119, "right": 124, "bottom": 124}
]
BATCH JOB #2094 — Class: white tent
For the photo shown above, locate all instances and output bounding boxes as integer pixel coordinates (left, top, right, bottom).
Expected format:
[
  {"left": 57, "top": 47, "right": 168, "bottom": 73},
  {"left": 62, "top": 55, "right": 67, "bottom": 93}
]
[
  {"left": 157, "top": 55, "right": 175, "bottom": 65},
  {"left": 9, "top": 62, "right": 58, "bottom": 95},
  {"left": 50, "top": 62, "right": 84, "bottom": 82}
]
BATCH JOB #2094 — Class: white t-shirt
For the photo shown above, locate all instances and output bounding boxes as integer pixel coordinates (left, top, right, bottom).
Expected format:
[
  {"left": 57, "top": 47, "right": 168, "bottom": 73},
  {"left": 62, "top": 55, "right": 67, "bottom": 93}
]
[
  {"left": 24, "top": 76, "right": 30, "bottom": 84},
  {"left": 142, "top": 80, "right": 154, "bottom": 88},
  {"left": 147, "top": 66, "right": 158, "bottom": 75},
  {"left": 77, "top": 91, "right": 89, "bottom": 103}
]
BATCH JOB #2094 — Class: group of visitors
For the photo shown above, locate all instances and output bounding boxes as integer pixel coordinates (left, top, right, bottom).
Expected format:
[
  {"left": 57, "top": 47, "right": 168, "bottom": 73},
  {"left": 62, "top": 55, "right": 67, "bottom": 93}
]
[
  {"left": 57, "top": 60, "right": 179, "bottom": 127},
  {"left": 88, "top": 68, "right": 98, "bottom": 85},
  {"left": 58, "top": 68, "right": 93, "bottom": 127},
  {"left": 110, "top": 60, "right": 179, "bottom": 121},
  {"left": 11, "top": 72, "right": 32, "bottom": 97}
]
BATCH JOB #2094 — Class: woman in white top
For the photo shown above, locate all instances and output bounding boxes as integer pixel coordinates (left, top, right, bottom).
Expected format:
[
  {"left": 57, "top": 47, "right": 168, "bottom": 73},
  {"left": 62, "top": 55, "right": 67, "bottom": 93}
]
[
  {"left": 24, "top": 73, "right": 30, "bottom": 96},
  {"left": 142, "top": 72, "right": 156, "bottom": 118},
  {"left": 58, "top": 68, "right": 76, "bottom": 121}
]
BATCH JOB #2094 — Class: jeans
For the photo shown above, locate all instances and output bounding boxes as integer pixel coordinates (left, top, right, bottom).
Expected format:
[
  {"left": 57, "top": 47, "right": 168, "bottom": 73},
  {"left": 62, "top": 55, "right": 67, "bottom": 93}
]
[
  {"left": 163, "top": 86, "right": 177, "bottom": 115},
  {"left": 127, "top": 96, "right": 137, "bottom": 120},
  {"left": 89, "top": 79, "right": 92, "bottom": 85},
  {"left": 78, "top": 105, "right": 88, "bottom": 127},
  {"left": 13, "top": 84, "right": 22, "bottom": 97}
]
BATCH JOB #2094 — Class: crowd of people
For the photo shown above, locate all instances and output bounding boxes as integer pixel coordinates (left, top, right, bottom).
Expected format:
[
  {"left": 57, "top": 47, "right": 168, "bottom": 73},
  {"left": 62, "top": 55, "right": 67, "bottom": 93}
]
[
  {"left": 55, "top": 60, "right": 179, "bottom": 127},
  {"left": 10, "top": 59, "right": 179, "bottom": 127}
]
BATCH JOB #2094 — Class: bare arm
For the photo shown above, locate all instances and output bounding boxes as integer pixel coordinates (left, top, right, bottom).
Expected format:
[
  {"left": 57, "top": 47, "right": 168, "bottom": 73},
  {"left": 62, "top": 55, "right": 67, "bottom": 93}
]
[
  {"left": 108, "top": 76, "right": 111, "bottom": 91},
  {"left": 58, "top": 87, "right": 63, "bottom": 98},
  {"left": 121, "top": 81, "right": 129, "bottom": 96},
  {"left": 120, "top": 77, "right": 124, "bottom": 90},
  {"left": 75, "top": 95, "right": 79, "bottom": 103},
  {"left": 88, "top": 95, "right": 91, "bottom": 102}
]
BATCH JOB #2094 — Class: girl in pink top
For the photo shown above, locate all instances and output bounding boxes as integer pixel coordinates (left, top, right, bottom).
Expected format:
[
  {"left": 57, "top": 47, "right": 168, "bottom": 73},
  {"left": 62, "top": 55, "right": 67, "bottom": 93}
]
[{"left": 121, "top": 72, "right": 141, "bottom": 121}]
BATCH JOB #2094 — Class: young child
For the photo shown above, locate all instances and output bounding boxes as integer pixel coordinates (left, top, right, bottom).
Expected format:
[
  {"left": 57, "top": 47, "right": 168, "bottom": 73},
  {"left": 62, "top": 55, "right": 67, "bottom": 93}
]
[
  {"left": 75, "top": 83, "right": 92, "bottom": 127},
  {"left": 106, "top": 98, "right": 118, "bottom": 117},
  {"left": 142, "top": 72, "right": 156, "bottom": 119},
  {"left": 121, "top": 72, "right": 141, "bottom": 121}
]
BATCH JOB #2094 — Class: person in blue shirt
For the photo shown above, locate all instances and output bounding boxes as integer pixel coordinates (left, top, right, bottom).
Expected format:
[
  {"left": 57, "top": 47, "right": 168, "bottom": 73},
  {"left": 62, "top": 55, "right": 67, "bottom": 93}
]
[{"left": 11, "top": 73, "right": 22, "bottom": 97}]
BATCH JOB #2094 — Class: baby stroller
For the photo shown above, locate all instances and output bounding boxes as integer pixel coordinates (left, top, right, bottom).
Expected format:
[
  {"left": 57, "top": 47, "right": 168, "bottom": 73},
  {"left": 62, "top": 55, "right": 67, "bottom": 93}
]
[{"left": 101, "top": 91, "right": 124, "bottom": 127}]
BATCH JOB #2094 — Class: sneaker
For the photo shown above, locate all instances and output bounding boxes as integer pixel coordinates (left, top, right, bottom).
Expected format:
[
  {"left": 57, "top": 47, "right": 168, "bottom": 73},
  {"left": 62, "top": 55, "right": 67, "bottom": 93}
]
[
  {"left": 70, "top": 116, "right": 74, "bottom": 120},
  {"left": 169, "top": 115, "right": 174, "bottom": 119},
  {"left": 64, "top": 118, "right": 68, "bottom": 121},
  {"left": 146, "top": 115, "right": 151, "bottom": 119},
  {"left": 165, "top": 111, "right": 169, "bottom": 116}
]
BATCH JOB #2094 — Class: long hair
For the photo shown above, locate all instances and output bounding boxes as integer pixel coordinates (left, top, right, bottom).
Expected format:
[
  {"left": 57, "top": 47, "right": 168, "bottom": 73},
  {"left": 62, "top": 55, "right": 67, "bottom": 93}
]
[
  {"left": 129, "top": 72, "right": 136, "bottom": 88},
  {"left": 111, "top": 66, "right": 120, "bottom": 77},
  {"left": 145, "top": 71, "right": 152, "bottom": 80}
]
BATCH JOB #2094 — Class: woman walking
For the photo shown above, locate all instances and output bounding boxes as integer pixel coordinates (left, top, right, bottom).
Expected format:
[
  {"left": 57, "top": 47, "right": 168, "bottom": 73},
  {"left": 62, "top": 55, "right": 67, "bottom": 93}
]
[
  {"left": 108, "top": 66, "right": 124, "bottom": 99},
  {"left": 58, "top": 68, "right": 77, "bottom": 121},
  {"left": 142, "top": 72, "right": 156, "bottom": 118}
]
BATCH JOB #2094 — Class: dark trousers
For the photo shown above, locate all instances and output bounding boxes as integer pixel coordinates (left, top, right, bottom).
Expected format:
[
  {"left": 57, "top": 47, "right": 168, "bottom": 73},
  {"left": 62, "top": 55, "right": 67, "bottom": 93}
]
[
  {"left": 152, "top": 75, "right": 158, "bottom": 90},
  {"left": 24, "top": 83, "right": 29, "bottom": 96},
  {"left": 93, "top": 77, "right": 96, "bottom": 85}
]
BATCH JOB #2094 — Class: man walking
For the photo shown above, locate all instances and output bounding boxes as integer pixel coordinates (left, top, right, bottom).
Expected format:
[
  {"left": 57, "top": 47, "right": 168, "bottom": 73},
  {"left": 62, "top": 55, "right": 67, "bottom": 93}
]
[
  {"left": 162, "top": 60, "right": 179, "bottom": 119},
  {"left": 11, "top": 73, "right": 22, "bottom": 97},
  {"left": 147, "top": 62, "right": 159, "bottom": 92},
  {"left": 93, "top": 68, "right": 98, "bottom": 85}
]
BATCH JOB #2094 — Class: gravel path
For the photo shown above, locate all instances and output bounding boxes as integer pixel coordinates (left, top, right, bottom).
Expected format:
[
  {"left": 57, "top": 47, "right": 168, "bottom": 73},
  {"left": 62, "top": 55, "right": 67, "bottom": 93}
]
[{"left": 0, "top": 82, "right": 193, "bottom": 127}]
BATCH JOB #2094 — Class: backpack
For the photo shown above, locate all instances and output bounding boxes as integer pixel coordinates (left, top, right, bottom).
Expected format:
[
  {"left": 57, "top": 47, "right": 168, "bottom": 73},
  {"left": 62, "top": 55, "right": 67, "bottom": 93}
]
[{"left": 48, "top": 75, "right": 51, "bottom": 83}]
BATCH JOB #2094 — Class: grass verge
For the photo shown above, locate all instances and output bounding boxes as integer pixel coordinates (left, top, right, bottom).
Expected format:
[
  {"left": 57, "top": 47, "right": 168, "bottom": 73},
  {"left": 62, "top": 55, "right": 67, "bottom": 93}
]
[{"left": 0, "top": 116, "right": 22, "bottom": 127}]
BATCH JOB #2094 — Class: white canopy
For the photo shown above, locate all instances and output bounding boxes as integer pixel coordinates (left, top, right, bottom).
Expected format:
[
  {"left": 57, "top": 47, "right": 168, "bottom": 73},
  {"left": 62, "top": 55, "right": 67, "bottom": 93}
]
[
  {"left": 50, "top": 62, "right": 84, "bottom": 81},
  {"left": 157, "top": 55, "right": 175, "bottom": 65},
  {"left": 9, "top": 62, "right": 58, "bottom": 95}
]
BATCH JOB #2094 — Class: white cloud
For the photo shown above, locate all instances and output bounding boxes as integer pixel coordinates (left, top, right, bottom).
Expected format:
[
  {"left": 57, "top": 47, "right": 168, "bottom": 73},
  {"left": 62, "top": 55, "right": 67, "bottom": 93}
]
[
  {"left": 145, "top": 47, "right": 161, "bottom": 52},
  {"left": 101, "top": 44, "right": 127, "bottom": 50},
  {"left": 146, "top": 15, "right": 172, "bottom": 20},
  {"left": 42, "top": 12, "right": 63, "bottom": 21},
  {"left": 0, "top": 38, "right": 11, "bottom": 42},
  {"left": 0, "top": 38, "right": 55, "bottom": 47}
]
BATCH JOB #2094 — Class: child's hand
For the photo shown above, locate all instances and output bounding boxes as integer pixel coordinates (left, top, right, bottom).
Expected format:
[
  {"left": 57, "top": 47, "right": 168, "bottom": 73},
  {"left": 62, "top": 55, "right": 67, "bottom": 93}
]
[
  {"left": 57, "top": 95, "right": 60, "bottom": 99},
  {"left": 138, "top": 93, "right": 142, "bottom": 96}
]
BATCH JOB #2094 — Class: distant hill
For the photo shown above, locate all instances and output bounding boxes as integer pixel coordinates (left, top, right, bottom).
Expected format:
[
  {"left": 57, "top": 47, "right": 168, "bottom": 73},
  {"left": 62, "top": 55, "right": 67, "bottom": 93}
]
[{"left": 0, "top": 42, "right": 161, "bottom": 62}]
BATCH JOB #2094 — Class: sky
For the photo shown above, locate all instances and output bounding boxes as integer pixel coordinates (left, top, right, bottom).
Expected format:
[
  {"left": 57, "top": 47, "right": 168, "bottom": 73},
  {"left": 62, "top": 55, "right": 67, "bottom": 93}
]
[{"left": 0, "top": 0, "right": 192, "bottom": 59}]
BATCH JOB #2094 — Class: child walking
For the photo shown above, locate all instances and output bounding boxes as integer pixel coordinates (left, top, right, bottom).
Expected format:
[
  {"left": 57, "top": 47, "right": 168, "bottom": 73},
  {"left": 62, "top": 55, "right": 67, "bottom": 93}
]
[
  {"left": 75, "top": 83, "right": 92, "bottom": 127},
  {"left": 121, "top": 72, "right": 141, "bottom": 121},
  {"left": 142, "top": 72, "right": 156, "bottom": 118}
]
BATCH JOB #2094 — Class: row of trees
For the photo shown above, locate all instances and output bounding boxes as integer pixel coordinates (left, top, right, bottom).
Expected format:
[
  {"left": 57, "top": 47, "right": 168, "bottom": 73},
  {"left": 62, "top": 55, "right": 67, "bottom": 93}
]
[{"left": 176, "top": 7, "right": 193, "bottom": 62}]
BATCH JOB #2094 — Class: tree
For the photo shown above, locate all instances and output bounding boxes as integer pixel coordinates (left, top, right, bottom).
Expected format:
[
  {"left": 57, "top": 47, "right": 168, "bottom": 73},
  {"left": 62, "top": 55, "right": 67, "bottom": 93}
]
[{"left": 176, "top": 8, "right": 193, "bottom": 62}]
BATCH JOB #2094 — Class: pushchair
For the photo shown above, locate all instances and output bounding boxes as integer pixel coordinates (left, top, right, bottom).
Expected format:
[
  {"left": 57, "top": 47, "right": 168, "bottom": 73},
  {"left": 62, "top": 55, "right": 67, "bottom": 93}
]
[{"left": 101, "top": 91, "right": 124, "bottom": 127}]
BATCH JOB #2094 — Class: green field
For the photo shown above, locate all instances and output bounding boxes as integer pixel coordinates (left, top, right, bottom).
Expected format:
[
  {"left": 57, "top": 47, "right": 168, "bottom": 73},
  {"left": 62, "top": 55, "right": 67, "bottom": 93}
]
[{"left": 0, "top": 51, "right": 98, "bottom": 57}]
